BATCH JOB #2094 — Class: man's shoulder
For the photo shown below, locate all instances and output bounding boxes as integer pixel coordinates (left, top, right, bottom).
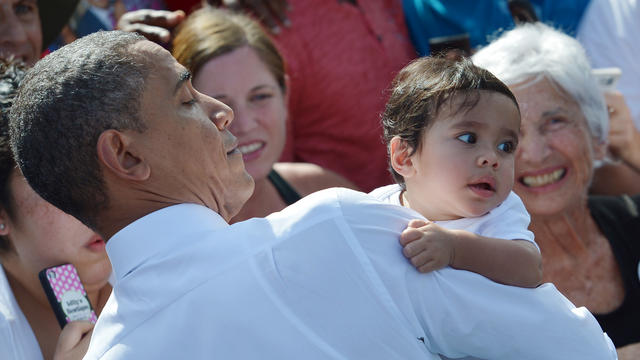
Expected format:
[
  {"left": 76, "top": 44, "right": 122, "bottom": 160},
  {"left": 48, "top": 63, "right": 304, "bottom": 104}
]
[
  {"left": 264, "top": 187, "right": 420, "bottom": 238},
  {"left": 271, "top": 186, "right": 414, "bottom": 218},
  {"left": 265, "top": 187, "right": 370, "bottom": 227}
]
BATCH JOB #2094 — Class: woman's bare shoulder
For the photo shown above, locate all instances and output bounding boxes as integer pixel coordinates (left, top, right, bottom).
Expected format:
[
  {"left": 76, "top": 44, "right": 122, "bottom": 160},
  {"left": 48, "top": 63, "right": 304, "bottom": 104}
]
[{"left": 272, "top": 162, "right": 359, "bottom": 196}]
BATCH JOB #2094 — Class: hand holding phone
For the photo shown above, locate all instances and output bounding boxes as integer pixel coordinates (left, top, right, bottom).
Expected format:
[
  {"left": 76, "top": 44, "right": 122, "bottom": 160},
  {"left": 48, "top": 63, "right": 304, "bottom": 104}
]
[{"left": 39, "top": 263, "right": 97, "bottom": 328}]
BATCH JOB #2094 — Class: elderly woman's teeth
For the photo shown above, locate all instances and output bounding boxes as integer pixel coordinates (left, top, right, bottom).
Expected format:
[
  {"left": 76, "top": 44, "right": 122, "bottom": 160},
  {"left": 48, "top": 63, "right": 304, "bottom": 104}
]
[{"left": 522, "top": 169, "right": 565, "bottom": 187}]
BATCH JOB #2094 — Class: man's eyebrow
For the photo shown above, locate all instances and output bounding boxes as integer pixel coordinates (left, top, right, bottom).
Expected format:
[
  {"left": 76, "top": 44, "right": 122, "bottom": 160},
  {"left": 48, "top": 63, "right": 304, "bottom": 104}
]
[{"left": 174, "top": 70, "right": 192, "bottom": 95}]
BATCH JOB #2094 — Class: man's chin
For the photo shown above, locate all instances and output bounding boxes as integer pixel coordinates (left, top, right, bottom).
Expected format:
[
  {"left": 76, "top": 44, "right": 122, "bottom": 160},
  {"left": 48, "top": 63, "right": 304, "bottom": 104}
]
[{"left": 223, "top": 173, "right": 255, "bottom": 222}]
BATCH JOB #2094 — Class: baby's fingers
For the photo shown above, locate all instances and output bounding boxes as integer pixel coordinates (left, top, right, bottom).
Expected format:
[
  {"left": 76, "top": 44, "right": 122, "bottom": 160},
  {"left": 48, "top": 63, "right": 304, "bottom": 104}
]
[
  {"left": 401, "top": 232, "right": 426, "bottom": 254},
  {"left": 407, "top": 219, "right": 429, "bottom": 229},
  {"left": 407, "top": 250, "right": 430, "bottom": 268},
  {"left": 400, "top": 228, "right": 425, "bottom": 246},
  {"left": 417, "top": 259, "right": 448, "bottom": 273}
]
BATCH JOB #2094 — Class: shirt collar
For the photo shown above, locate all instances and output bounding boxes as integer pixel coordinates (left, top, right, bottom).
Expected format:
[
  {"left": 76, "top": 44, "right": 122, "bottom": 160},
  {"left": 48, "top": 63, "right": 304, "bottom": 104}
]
[{"left": 106, "top": 203, "right": 229, "bottom": 282}]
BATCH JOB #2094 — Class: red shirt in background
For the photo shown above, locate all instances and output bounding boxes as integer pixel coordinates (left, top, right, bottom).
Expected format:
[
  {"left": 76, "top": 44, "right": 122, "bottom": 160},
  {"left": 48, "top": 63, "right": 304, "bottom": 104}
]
[{"left": 274, "top": 1, "right": 415, "bottom": 191}]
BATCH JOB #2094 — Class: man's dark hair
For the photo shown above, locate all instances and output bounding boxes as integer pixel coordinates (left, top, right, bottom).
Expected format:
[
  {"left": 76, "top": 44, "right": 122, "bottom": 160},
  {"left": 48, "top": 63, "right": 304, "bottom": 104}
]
[
  {"left": 0, "top": 59, "right": 28, "bottom": 252},
  {"left": 9, "top": 31, "right": 149, "bottom": 230},
  {"left": 381, "top": 56, "right": 519, "bottom": 187}
]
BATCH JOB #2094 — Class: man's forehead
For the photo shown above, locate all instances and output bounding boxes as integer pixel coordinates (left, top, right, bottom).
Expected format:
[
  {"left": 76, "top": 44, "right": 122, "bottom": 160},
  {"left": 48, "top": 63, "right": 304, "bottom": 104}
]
[
  {"left": 131, "top": 40, "right": 186, "bottom": 90},
  {"left": 131, "top": 40, "right": 178, "bottom": 68}
]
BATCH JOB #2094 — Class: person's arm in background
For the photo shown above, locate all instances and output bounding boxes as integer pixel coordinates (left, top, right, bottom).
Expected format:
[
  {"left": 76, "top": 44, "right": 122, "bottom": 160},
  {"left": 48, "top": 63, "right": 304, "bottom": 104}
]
[
  {"left": 590, "top": 91, "right": 640, "bottom": 195},
  {"left": 605, "top": 92, "right": 640, "bottom": 173},
  {"left": 116, "top": 9, "right": 185, "bottom": 44},
  {"left": 617, "top": 343, "right": 640, "bottom": 360},
  {"left": 401, "top": 219, "right": 542, "bottom": 287},
  {"left": 116, "top": 0, "right": 289, "bottom": 44}
]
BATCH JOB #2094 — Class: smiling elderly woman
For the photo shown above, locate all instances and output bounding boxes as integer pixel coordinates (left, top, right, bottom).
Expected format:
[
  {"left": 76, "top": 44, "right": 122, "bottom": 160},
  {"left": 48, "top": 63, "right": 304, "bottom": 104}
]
[{"left": 473, "top": 22, "right": 640, "bottom": 357}]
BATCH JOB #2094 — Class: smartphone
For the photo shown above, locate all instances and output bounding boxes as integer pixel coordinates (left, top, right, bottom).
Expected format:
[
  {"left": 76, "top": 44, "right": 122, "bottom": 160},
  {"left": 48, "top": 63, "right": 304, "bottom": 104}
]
[
  {"left": 592, "top": 67, "right": 622, "bottom": 92},
  {"left": 38, "top": 263, "right": 97, "bottom": 328}
]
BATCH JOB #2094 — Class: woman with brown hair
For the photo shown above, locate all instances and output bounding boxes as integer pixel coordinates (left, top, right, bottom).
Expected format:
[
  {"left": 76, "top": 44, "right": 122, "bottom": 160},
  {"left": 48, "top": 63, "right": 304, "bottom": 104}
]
[{"left": 172, "top": 6, "right": 356, "bottom": 223}]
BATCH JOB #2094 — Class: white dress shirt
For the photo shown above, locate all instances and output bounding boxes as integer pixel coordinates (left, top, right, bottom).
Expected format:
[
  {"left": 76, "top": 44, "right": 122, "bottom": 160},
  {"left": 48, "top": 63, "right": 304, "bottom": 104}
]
[
  {"left": 0, "top": 265, "right": 44, "bottom": 360},
  {"left": 370, "top": 185, "right": 536, "bottom": 246},
  {"left": 85, "top": 188, "right": 616, "bottom": 359}
]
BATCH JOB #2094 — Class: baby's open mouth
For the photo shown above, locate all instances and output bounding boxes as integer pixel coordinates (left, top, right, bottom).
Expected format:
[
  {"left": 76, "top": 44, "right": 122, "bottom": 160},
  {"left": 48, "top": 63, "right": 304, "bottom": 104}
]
[{"left": 469, "top": 182, "right": 495, "bottom": 192}]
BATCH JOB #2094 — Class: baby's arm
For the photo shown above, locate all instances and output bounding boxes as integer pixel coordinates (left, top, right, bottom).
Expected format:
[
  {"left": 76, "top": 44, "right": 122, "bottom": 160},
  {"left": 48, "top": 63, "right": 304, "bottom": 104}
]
[{"left": 401, "top": 219, "right": 542, "bottom": 288}]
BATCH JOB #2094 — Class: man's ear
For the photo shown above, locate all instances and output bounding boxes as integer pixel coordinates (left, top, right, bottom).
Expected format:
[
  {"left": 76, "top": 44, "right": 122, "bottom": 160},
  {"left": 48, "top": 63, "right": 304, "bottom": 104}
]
[
  {"left": 389, "top": 136, "right": 416, "bottom": 178},
  {"left": 96, "top": 130, "right": 150, "bottom": 181}
]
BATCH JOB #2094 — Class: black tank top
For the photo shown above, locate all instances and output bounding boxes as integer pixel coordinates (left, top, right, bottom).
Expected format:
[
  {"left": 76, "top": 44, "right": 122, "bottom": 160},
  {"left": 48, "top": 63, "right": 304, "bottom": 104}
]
[
  {"left": 588, "top": 194, "right": 640, "bottom": 347},
  {"left": 267, "top": 169, "right": 302, "bottom": 205}
]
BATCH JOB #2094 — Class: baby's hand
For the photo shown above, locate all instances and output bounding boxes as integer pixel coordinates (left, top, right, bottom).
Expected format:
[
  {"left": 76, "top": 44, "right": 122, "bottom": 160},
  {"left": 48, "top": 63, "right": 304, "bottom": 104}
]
[{"left": 400, "top": 219, "right": 456, "bottom": 273}]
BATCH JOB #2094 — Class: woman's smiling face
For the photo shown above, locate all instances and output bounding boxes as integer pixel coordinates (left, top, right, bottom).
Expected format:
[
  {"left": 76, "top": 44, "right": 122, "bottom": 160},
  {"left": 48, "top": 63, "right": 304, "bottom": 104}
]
[
  {"left": 193, "top": 46, "right": 287, "bottom": 182},
  {"left": 511, "top": 77, "right": 604, "bottom": 217}
]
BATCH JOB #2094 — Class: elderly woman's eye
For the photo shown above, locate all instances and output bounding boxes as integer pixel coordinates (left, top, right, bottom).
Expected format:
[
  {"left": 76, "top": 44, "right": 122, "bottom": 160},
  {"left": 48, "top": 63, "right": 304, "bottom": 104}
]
[{"left": 543, "top": 116, "right": 571, "bottom": 132}]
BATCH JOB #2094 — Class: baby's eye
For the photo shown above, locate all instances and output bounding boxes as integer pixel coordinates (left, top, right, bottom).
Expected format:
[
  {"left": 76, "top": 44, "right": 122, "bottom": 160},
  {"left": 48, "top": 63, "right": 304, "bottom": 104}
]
[
  {"left": 457, "top": 133, "right": 476, "bottom": 144},
  {"left": 498, "top": 141, "right": 516, "bottom": 153}
]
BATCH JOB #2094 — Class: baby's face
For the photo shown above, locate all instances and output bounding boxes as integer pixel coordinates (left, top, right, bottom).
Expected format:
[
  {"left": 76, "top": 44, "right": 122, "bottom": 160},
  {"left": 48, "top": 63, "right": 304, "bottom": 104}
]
[{"left": 404, "top": 91, "right": 520, "bottom": 220}]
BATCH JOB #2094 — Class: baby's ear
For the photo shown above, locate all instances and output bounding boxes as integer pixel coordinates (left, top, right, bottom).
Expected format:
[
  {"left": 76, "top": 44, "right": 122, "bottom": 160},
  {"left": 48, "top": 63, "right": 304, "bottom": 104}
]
[{"left": 389, "top": 136, "right": 416, "bottom": 178}]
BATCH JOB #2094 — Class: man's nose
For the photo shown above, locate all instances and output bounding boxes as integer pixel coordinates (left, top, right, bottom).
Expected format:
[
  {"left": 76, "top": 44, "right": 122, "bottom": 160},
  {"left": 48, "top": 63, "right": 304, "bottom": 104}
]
[{"left": 204, "top": 96, "right": 234, "bottom": 130}]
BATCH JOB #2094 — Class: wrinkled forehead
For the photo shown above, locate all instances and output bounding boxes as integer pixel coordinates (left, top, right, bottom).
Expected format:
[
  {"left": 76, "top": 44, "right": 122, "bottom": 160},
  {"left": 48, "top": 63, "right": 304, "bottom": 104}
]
[{"left": 510, "top": 77, "right": 576, "bottom": 113}]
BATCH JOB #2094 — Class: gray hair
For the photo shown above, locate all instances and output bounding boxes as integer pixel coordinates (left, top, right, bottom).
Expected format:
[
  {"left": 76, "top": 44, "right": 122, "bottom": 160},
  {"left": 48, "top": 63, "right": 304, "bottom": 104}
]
[
  {"left": 9, "top": 30, "right": 148, "bottom": 229},
  {"left": 472, "top": 22, "right": 608, "bottom": 143}
]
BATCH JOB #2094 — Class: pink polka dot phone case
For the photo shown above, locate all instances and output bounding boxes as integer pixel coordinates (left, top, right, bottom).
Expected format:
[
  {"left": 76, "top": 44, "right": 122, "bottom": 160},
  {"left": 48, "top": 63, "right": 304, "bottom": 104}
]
[{"left": 38, "top": 263, "right": 98, "bottom": 328}]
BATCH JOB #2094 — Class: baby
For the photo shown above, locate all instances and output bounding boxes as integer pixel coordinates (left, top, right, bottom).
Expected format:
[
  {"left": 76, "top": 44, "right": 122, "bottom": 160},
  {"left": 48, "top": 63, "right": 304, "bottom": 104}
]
[{"left": 372, "top": 57, "right": 542, "bottom": 287}]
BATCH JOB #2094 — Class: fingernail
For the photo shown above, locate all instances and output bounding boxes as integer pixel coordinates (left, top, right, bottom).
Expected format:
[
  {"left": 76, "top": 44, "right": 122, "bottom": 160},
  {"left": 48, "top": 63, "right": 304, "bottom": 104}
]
[{"left": 271, "top": 26, "right": 281, "bottom": 34}]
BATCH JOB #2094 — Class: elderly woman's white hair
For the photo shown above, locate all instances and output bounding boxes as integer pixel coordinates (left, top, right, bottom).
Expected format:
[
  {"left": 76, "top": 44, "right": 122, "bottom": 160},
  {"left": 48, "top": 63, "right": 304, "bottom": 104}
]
[{"left": 472, "top": 22, "right": 608, "bottom": 144}]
